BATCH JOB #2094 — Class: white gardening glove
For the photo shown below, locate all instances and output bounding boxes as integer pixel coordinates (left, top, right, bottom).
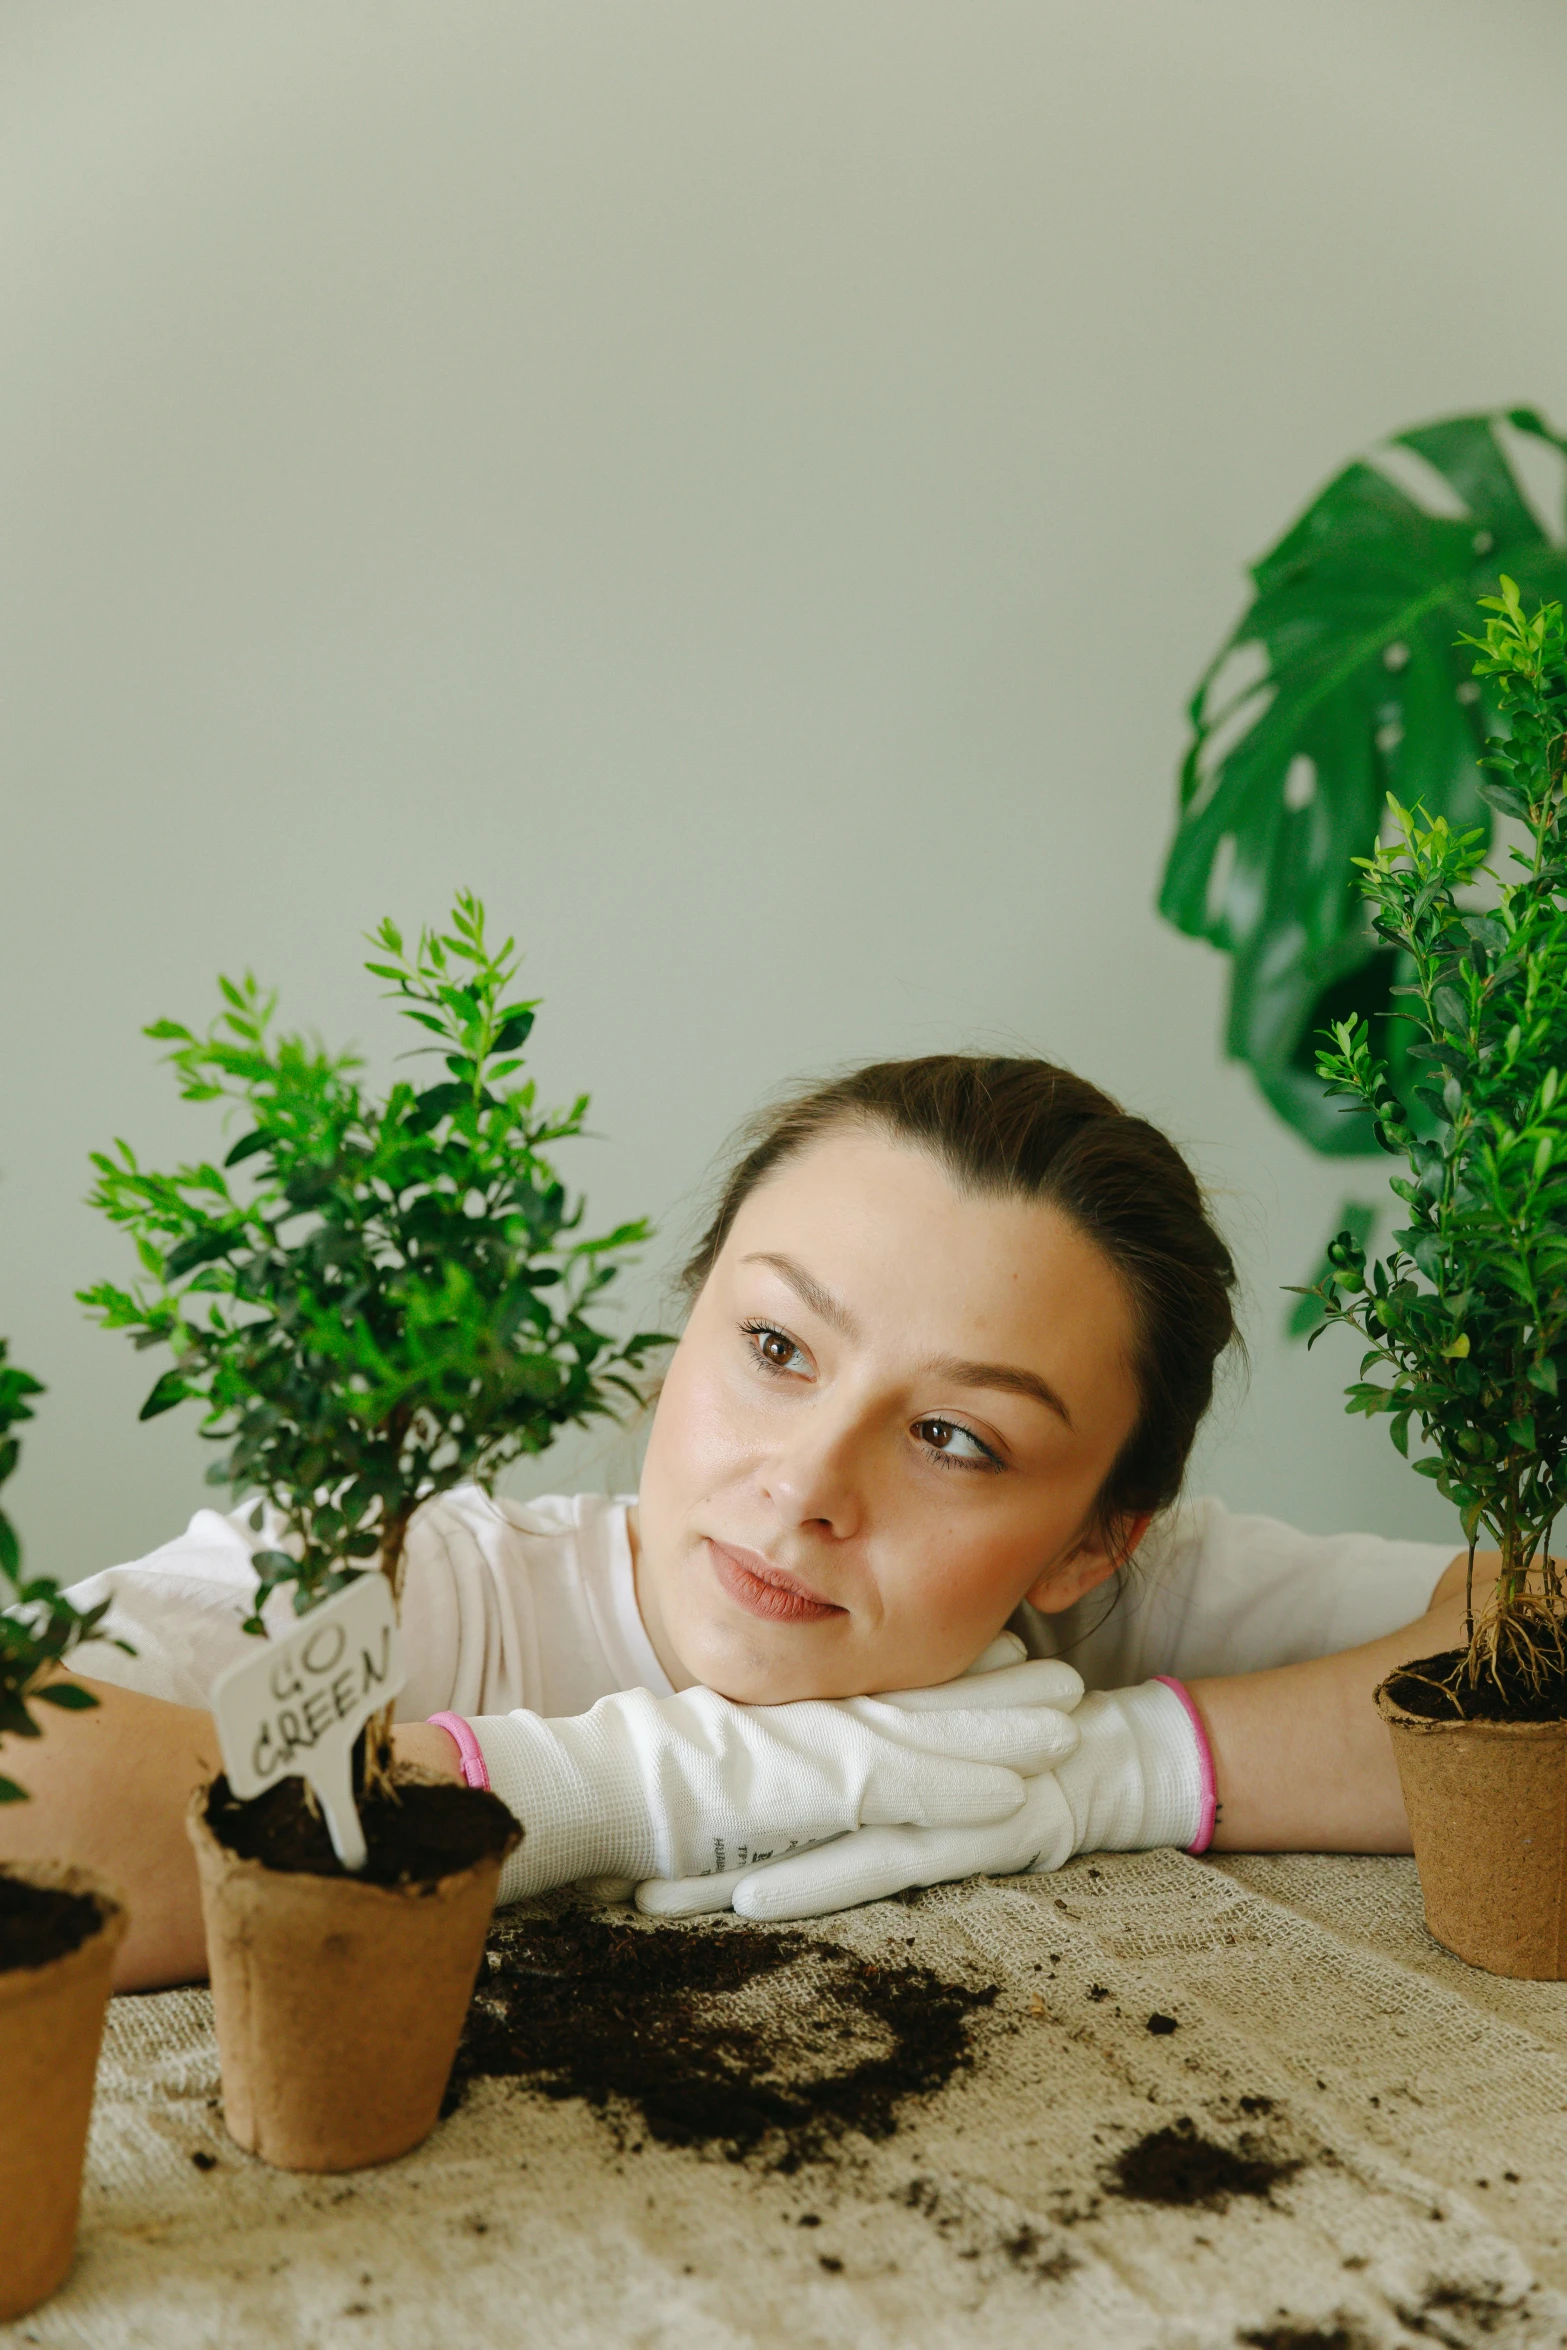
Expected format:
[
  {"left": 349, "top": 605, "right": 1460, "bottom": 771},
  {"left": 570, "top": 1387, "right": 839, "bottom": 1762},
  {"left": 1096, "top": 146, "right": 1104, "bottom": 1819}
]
[
  {"left": 636, "top": 1634, "right": 1083, "bottom": 1918},
  {"left": 468, "top": 1645, "right": 1085, "bottom": 1908},
  {"left": 637, "top": 1660, "right": 1205, "bottom": 1922}
]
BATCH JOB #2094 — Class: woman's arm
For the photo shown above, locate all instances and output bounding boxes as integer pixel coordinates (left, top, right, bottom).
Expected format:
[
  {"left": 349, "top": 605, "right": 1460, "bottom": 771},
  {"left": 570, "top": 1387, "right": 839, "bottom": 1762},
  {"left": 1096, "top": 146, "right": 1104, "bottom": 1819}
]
[
  {"left": 0, "top": 1683, "right": 1069, "bottom": 1988},
  {"left": 0, "top": 1685, "right": 461, "bottom": 1992},
  {"left": 1192, "top": 1548, "right": 1495, "bottom": 1852},
  {"left": 0, "top": 1680, "right": 221, "bottom": 1989},
  {"left": 638, "top": 1546, "right": 1500, "bottom": 1919},
  {"left": 1, "top": 1547, "right": 1490, "bottom": 1980}
]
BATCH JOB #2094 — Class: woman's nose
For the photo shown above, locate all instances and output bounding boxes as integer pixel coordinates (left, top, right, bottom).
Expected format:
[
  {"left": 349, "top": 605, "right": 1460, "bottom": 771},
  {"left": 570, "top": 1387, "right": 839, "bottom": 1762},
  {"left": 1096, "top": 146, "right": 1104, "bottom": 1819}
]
[{"left": 761, "top": 1408, "right": 865, "bottom": 1537}]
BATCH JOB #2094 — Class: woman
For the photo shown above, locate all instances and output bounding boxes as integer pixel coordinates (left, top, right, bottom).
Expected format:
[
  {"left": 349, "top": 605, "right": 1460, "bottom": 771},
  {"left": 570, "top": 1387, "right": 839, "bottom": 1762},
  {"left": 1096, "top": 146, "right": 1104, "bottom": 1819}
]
[{"left": 5, "top": 1057, "right": 1480, "bottom": 1988}]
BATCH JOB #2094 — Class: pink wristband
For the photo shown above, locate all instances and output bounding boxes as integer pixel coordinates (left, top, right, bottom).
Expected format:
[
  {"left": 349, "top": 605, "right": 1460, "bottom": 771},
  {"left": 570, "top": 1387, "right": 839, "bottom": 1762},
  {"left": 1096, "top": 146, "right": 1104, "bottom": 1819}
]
[
  {"left": 427, "top": 1711, "right": 490, "bottom": 1793},
  {"left": 1152, "top": 1676, "right": 1217, "bottom": 1855}
]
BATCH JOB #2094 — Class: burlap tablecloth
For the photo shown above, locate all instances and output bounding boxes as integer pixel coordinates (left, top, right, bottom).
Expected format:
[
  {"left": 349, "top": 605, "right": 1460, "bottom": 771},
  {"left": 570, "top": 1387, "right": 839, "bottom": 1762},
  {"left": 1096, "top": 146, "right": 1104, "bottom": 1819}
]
[{"left": 6, "top": 1848, "right": 1567, "bottom": 2350}]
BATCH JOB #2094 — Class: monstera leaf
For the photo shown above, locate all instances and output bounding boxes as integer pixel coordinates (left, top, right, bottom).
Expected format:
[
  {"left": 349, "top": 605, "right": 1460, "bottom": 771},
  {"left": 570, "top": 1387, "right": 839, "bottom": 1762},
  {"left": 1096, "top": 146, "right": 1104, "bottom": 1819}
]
[{"left": 1161, "top": 408, "right": 1567, "bottom": 1153}]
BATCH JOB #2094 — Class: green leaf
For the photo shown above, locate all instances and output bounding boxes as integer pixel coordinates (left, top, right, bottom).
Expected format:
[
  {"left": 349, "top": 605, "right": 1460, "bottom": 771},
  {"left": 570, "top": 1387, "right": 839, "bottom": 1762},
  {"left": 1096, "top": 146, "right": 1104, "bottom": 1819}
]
[
  {"left": 1286, "top": 1199, "right": 1377, "bottom": 1339},
  {"left": 223, "top": 1129, "right": 272, "bottom": 1168},
  {"left": 406, "top": 1082, "right": 469, "bottom": 1133},
  {"left": 1161, "top": 407, "right": 1567, "bottom": 1154},
  {"left": 138, "top": 1370, "right": 191, "bottom": 1421},
  {"left": 164, "top": 1227, "right": 236, "bottom": 1281},
  {"left": 1479, "top": 777, "right": 1531, "bottom": 819},
  {"left": 32, "top": 1682, "right": 99, "bottom": 1712}
]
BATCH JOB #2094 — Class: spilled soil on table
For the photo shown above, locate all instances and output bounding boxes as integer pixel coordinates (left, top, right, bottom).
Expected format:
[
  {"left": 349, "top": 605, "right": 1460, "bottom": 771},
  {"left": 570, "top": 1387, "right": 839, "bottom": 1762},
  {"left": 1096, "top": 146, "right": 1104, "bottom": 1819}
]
[
  {"left": 446, "top": 1899, "right": 996, "bottom": 2168},
  {"left": 1240, "top": 2328, "right": 1363, "bottom": 2350},
  {"left": 1105, "top": 2116, "right": 1302, "bottom": 2212}
]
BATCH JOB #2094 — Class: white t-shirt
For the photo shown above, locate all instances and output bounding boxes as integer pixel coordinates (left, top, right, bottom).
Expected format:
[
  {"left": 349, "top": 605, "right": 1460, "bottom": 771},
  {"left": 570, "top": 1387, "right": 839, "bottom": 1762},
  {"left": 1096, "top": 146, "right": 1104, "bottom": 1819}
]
[
  {"left": 1014, "top": 1496, "right": 1457, "bottom": 1684},
  {"left": 61, "top": 1487, "right": 1457, "bottom": 1717}
]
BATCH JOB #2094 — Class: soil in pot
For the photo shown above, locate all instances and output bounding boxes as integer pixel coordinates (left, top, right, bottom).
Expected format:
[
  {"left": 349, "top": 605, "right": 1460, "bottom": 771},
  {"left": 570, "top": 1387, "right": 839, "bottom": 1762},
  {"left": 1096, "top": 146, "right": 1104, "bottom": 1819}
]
[
  {"left": 190, "top": 1769, "right": 519, "bottom": 2174},
  {"left": 0, "top": 1875, "right": 103, "bottom": 1971},
  {"left": 1378, "top": 1648, "right": 1567, "bottom": 1979},
  {"left": 1385, "top": 1645, "right": 1567, "bottom": 1724},
  {"left": 0, "top": 1865, "right": 127, "bottom": 2323},
  {"left": 207, "top": 1768, "right": 516, "bottom": 1884}
]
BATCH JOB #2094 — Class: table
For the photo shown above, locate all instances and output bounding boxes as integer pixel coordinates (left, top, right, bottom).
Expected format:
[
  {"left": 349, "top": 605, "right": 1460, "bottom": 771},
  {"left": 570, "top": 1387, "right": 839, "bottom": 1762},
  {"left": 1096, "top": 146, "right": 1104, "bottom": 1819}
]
[{"left": 6, "top": 1848, "right": 1567, "bottom": 2349}]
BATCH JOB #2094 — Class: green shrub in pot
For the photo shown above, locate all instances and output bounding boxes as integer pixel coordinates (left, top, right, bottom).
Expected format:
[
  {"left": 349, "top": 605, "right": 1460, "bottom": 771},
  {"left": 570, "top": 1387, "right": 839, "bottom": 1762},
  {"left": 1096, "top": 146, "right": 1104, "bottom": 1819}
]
[
  {"left": 0, "top": 1349, "right": 129, "bottom": 2316},
  {"left": 1308, "top": 580, "right": 1567, "bottom": 1975},
  {"left": 81, "top": 894, "right": 666, "bottom": 2166}
]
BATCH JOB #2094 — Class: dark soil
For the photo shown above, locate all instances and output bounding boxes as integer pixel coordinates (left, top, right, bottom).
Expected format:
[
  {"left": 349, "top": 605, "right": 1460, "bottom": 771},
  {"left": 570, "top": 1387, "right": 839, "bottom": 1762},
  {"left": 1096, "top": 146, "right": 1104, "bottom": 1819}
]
[
  {"left": 1395, "top": 2278, "right": 1523, "bottom": 2336},
  {"left": 0, "top": 1873, "right": 104, "bottom": 1973},
  {"left": 206, "top": 1770, "right": 519, "bottom": 1889},
  {"left": 1105, "top": 2119, "right": 1301, "bottom": 2212},
  {"left": 1386, "top": 1647, "right": 1567, "bottom": 1726},
  {"left": 1241, "top": 2328, "right": 1361, "bottom": 2350},
  {"left": 900, "top": 2175, "right": 1076, "bottom": 2283},
  {"left": 445, "top": 1898, "right": 996, "bottom": 2167}
]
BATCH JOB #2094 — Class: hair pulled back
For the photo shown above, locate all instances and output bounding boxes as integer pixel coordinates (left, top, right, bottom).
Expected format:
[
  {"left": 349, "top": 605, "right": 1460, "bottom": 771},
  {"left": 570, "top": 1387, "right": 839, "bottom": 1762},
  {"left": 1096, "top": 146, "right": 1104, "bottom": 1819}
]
[{"left": 681, "top": 1054, "right": 1238, "bottom": 1539}]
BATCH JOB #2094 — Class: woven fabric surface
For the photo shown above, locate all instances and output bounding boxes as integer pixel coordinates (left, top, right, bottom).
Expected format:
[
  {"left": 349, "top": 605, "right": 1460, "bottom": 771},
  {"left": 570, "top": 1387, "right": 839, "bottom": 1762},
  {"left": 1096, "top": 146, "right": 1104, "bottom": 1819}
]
[{"left": 6, "top": 1848, "right": 1567, "bottom": 2350}]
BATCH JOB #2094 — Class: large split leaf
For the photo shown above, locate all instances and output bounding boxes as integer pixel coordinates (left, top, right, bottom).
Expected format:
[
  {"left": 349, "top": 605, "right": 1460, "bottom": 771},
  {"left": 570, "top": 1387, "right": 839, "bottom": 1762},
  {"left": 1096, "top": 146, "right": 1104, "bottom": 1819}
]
[{"left": 1161, "top": 408, "right": 1567, "bottom": 1153}]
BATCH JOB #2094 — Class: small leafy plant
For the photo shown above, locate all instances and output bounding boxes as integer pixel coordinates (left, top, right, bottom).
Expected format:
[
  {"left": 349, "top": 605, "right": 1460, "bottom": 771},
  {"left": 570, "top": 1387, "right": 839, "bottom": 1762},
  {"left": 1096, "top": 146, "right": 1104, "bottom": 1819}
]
[
  {"left": 0, "top": 1348, "right": 121, "bottom": 1803},
  {"left": 81, "top": 894, "right": 666, "bottom": 1784},
  {"left": 1309, "top": 581, "right": 1567, "bottom": 1703}
]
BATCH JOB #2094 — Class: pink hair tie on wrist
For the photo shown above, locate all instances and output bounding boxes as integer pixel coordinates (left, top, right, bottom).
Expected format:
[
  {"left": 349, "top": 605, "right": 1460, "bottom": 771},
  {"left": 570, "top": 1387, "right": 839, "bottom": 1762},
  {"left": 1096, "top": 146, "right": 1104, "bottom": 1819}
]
[
  {"left": 427, "top": 1712, "right": 491, "bottom": 1793},
  {"left": 1152, "top": 1676, "right": 1217, "bottom": 1855}
]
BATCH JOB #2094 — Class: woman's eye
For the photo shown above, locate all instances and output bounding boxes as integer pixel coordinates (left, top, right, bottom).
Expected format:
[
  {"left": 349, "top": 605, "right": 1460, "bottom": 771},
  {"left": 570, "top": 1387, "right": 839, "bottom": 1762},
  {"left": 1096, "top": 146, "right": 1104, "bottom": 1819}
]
[
  {"left": 914, "top": 1417, "right": 1000, "bottom": 1469},
  {"left": 743, "top": 1322, "right": 810, "bottom": 1376}
]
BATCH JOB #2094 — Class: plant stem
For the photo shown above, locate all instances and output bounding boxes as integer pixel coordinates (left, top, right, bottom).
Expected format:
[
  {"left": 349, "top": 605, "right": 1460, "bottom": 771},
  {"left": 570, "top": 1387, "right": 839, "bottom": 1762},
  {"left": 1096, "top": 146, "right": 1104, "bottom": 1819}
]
[{"left": 360, "top": 1510, "right": 414, "bottom": 1802}]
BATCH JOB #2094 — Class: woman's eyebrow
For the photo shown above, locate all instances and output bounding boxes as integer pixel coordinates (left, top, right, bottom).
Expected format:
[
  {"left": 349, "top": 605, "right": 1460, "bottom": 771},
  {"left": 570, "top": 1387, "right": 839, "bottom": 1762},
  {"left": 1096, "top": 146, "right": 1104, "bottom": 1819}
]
[
  {"left": 741, "top": 1252, "right": 861, "bottom": 1339},
  {"left": 927, "top": 1357, "right": 1074, "bottom": 1428},
  {"left": 742, "top": 1253, "right": 1072, "bottom": 1427}
]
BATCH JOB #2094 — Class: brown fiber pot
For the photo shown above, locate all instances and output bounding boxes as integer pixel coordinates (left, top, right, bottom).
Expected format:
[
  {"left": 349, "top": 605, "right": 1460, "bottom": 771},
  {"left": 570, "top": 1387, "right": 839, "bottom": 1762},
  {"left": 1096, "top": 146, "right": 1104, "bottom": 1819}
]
[
  {"left": 0, "top": 1865, "right": 127, "bottom": 2322},
  {"left": 1376, "top": 1678, "right": 1567, "bottom": 1977},
  {"left": 187, "top": 1788, "right": 511, "bottom": 2172}
]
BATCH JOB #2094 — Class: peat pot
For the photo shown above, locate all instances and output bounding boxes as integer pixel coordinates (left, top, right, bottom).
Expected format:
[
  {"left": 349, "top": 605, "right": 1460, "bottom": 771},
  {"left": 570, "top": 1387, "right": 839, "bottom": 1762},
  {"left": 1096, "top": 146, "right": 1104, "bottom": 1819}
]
[
  {"left": 1376, "top": 1677, "right": 1567, "bottom": 1978},
  {"left": 0, "top": 1863, "right": 127, "bottom": 2321},
  {"left": 188, "top": 1780, "right": 520, "bottom": 2172}
]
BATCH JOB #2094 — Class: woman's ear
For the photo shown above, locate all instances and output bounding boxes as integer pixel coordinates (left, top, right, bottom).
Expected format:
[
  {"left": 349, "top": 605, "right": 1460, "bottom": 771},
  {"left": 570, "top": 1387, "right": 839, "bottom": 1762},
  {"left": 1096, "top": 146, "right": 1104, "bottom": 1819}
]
[{"left": 1023, "top": 1511, "right": 1152, "bottom": 1615}]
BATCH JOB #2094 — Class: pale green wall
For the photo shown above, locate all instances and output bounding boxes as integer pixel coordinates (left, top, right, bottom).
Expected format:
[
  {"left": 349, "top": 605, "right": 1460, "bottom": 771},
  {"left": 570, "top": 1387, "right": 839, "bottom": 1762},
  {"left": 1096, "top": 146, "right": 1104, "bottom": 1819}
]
[{"left": 6, "top": 0, "right": 1565, "bottom": 1577}]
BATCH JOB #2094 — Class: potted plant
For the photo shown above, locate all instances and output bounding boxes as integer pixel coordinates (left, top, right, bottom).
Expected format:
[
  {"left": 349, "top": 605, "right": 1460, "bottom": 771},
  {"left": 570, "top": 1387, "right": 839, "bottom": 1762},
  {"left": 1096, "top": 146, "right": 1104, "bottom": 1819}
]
[
  {"left": 1162, "top": 404, "right": 1567, "bottom": 1155},
  {"left": 0, "top": 1347, "right": 129, "bottom": 2317},
  {"left": 1308, "top": 578, "right": 1567, "bottom": 1978},
  {"left": 81, "top": 893, "right": 665, "bottom": 2167}
]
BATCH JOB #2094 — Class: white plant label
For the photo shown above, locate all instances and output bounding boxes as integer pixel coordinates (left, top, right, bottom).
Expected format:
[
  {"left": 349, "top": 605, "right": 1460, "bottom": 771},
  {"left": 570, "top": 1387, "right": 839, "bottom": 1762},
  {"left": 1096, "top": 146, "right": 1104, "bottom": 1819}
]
[{"left": 210, "top": 1574, "right": 405, "bottom": 1873}]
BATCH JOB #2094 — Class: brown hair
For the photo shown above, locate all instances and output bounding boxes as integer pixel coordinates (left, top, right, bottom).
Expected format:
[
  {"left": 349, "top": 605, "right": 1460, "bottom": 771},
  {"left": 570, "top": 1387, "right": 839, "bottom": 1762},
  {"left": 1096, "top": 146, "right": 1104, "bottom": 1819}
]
[{"left": 681, "top": 1054, "right": 1239, "bottom": 1544}]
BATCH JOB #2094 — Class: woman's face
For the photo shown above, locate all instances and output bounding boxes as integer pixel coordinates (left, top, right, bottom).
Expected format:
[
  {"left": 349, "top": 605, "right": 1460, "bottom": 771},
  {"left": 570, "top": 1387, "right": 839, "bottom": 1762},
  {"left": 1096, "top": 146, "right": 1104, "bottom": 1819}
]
[{"left": 634, "top": 1125, "right": 1147, "bottom": 1702}]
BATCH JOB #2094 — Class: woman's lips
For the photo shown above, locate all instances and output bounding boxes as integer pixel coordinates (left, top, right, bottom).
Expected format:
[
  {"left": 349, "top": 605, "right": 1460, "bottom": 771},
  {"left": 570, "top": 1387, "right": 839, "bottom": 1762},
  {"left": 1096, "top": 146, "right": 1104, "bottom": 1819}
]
[{"left": 706, "top": 1540, "right": 847, "bottom": 1625}]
